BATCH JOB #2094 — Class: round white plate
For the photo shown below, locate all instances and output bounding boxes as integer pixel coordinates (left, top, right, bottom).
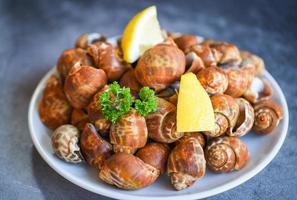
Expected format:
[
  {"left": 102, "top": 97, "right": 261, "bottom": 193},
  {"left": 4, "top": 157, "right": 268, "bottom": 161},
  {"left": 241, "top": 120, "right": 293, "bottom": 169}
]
[{"left": 28, "top": 51, "right": 289, "bottom": 200}]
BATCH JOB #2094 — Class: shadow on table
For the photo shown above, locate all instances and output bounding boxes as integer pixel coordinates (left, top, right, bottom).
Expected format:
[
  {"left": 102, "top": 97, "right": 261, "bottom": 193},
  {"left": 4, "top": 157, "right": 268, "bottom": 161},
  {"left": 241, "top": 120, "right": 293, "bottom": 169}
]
[{"left": 31, "top": 146, "right": 112, "bottom": 200}]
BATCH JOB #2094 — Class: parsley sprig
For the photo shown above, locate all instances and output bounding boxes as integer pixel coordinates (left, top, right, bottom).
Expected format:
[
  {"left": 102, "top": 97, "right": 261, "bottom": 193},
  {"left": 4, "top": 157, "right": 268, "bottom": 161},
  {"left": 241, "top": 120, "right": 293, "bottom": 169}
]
[
  {"left": 135, "top": 87, "right": 157, "bottom": 116},
  {"left": 99, "top": 82, "right": 133, "bottom": 124},
  {"left": 99, "top": 82, "right": 157, "bottom": 123}
]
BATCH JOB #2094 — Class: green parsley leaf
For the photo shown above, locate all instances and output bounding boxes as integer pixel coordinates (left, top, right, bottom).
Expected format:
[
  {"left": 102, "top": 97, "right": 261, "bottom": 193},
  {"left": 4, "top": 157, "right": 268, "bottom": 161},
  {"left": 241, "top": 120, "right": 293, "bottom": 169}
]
[
  {"left": 99, "top": 82, "right": 133, "bottom": 123},
  {"left": 135, "top": 87, "right": 157, "bottom": 116}
]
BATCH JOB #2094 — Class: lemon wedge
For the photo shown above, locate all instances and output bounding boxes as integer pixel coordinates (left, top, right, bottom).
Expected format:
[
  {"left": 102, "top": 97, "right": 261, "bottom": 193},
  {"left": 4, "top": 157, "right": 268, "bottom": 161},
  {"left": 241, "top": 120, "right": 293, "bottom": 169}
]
[
  {"left": 177, "top": 72, "right": 215, "bottom": 132},
  {"left": 121, "top": 6, "right": 164, "bottom": 63}
]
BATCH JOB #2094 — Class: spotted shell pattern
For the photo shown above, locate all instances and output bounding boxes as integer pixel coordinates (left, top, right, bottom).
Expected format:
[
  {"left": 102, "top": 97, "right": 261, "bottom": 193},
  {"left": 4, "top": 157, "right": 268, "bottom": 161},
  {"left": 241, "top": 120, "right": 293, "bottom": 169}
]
[{"left": 51, "top": 124, "right": 83, "bottom": 163}]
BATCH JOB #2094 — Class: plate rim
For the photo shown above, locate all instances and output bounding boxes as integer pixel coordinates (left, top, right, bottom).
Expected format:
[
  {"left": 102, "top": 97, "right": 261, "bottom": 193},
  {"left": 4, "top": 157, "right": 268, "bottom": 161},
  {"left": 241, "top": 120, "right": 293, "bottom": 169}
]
[{"left": 28, "top": 67, "right": 289, "bottom": 200}]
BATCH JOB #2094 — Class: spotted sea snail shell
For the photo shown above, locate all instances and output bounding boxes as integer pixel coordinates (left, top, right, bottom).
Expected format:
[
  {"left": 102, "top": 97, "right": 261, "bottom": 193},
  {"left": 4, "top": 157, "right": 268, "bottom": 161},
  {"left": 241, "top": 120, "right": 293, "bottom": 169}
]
[
  {"left": 51, "top": 124, "right": 83, "bottom": 163},
  {"left": 204, "top": 94, "right": 239, "bottom": 137},
  {"left": 64, "top": 64, "right": 107, "bottom": 109},
  {"left": 240, "top": 51, "right": 265, "bottom": 76},
  {"left": 202, "top": 39, "right": 242, "bottom": 66},
  {"left": 167, "top": 136, "right": 206, "bottom": 190},
  {"left": 253, "top": 100, "right": 284, "bottom": 134},
  {"left": 205, "top": 136, "right": 249, "bottom": 173},
  {"left": 227, "top": 98, "right": 254, "bottom": 137},
  {"left": 80, "top": 123, "right": 113, "bottom": 169},
  {"left": 75, "top": 32, "right": 106, "bottom": 49},
  {"left": 39, "top": 75, "right": 72, "bottom": 129},
  {"left": 56, "top": 48, "right": 93, "bottom": 81},
  {"left": 87, "top": 41, "right": 131, "bottom": 81},
  {"left": 99, "top": 152, "right": 159, "bottom": 190},
  {"left": 135, "top": 43, "right": 186, "bottom": 92},
  {"left": 174, "top": 34, "right": 199, "bottom": 52},
  {"left": 70, "top": 108, "right": 90, "bottom": 131},
  {"left": 87, "top": 85, "right": 111, "bottom": 137},
  {"left": 146, "top": 97, "right": 183, "bottom": 143},
  {"left": 196, "top": 66, "right": 228, "bottom": 95},
  {"left": 175, "top": 132, "right": 206, "bottom": 149},
  {"left": 243, "top": 76, "right": 273, "bottom": 104},
  {"left": 136, "top": 143, "right": 170, "bottom": 175},
  {"left": 110, "top": 109, "right": 148, "bottom": 154}
]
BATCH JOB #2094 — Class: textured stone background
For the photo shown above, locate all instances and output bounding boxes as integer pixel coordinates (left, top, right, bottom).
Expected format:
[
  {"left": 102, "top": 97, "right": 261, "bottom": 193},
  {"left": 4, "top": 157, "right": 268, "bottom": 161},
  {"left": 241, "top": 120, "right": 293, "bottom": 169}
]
[{"left": 0, "top": 0, "right": 296, "bottom": 199}]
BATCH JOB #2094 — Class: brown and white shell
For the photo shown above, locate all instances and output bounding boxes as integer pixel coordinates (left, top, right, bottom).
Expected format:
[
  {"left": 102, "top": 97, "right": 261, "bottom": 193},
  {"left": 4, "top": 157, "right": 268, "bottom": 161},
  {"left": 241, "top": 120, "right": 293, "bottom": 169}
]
[
  {"left": 56, "top": 48, "right": 93, "bottom": 81},
  {"left": 243, "top": 76, "right": 273, "bottom": 103},
  {"left": 135, "top": 43, "right": 186, "bottom": 92},
  {"left": 205, "top": 136, "right": 249, "bottom": 173},
  {"left": 87, "top": 41, "right": 130, "bottom": 81},
  {"left": 51, "top": 124, "right": 83, "bottom": 163},
  {"left": 99, "top": 152, "right": 159, "bottom": 190},
  {"left": 70, "top": 108, "right": 90, "bottom": 131},
  {"left": 202, "top": 40, "right": 242, "bottom": 66},
  {"left": 187, "top": 44, "right": 220, "bottom": 67},
  {"left": 64, "top": 64, "right": 107, "bottom": 109},
  {"left": 119, "top": 68, "right": 142, "bottom": 95},
  {"left": 196, "top": 66, "right": 228, "bottom": 95},
  {"left": 240, "top": 51, "right": 265, "bottom": 76},
  {"left": 80, "top": 123, "right": 113, "bottom": 169},
  {"left": 253, "top": 100, "right": 284, "bottom": 134},
  {"left": 167, "top": 136, "right": 206, "bottom": 190},
  {"left": 136, "top": 143, "right": 170, "bottom": 174},
  {"left": 175, "top": 132, "right": 206, "bottom": 149},
  {"left": 227, "top": 98, "right": 254, "bottom": 137},
  {"left": 39, "top": 75, "right": 72, "bottom": 129},
  {"left": 146, "top": 97, "right": 183, "bottom": 143},
  {"left": 110, "top": 109, "right": 148, "bottom": 154},
  {"left": 224, "top": 67, "right": 251, "bottom": 98},
  {"left": 75, "top": 32, "right": 106, "bottom": 49},
  {"left": 87, "top": 85, "right": 111, "bottom": 136},
  {"left": 174, "top": 34, "right": 199, "bottom": 52},
  {"left": 185, "top": 51, "right": 205, "bottom": 74},
  {"left": 204, "top": 94, "right": 239, "bottom": 137}
]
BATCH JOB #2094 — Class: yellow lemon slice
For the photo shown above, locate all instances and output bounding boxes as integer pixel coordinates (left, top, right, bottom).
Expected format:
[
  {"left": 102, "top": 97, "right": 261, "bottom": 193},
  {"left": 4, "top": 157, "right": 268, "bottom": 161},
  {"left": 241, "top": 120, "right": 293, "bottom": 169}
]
[
  {"left": 121, "top": 6, "right": 164, "bottom": 63},
  {"left": 177, "top": 72, "right": 215, "bottom": 132}
]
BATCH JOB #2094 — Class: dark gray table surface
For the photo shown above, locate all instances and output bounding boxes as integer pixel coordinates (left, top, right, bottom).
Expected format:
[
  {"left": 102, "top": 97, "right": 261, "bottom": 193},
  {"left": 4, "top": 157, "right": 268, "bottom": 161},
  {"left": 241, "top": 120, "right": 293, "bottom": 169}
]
[{"left": 0, "top": 0, "right": 296, "bottom": 199}]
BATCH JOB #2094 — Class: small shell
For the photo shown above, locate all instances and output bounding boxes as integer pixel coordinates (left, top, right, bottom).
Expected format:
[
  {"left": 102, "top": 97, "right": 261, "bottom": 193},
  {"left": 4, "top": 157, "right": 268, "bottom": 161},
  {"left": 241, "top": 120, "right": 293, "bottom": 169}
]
[
  {"left": 203, "top": 40, "right": 242, "bottom": 66},
  {"left": 253, "top": 100, "right": 284, "bottom": 134},
  {"left": 56, "top": 48, "right": 93, "bottom": 81},
  {"left": 187, "top": 44, "right": 219, "bottom": 67},
  {"left": 174, "top": 34, "right": 199, "bottom": 52},
  {"left": 204, "top": 94, "right": 239, "bottom": 137},
  {"left": 243, "top": 77, "right": 273, "bottom": 103},
  {"left": 51, "top": 125, "right": 83, "bottom": 163},
  {"left": 75, "top": 33, "right": 106, "bottom": 49},
  {"left": 64, "top": 64, "right": 107, "bottom": 109},
  {"left": 205, "top": 136, "right": 249, "bottom": 173},
  {"left": 185, "top": 51, "right": 205, "bottom": 74},
  {"left": 136, "top": 143, "right": 170, "bottom": 174},
  {"left": 224, "top": 67, "right": 251, "bottom": 98},
  {"left": 135, "top": 44, "right": 186, "bottom": 92},
  {"left": 167, "top": 137, "right": 206, "bottom": 190},
  {"left": 87, "top": 85, "right": 111, "bottom": 136},
  {"left": 110, "top": 109, "right": 148, "bottom": 154},
  {"left": 228, "top": 98, "right": 254, "bottom": 137},
  {"left": 71, "top": 108, "right": 89, "bottom": 131},
  {"left": 146, "top": 97, "right": 183, "bottom": 143},
  {"left": 39, "top": 75, "right": 72, "bottom": 129},
  {"left": 175, "top": 132, "right": 206, "bottom": 148},
  {"left": 119, "top": 68, "right": 142, "bottom": 95},
  {"left": 196, "top": 66, "right": 228, "bottom": 95},
  {"left": 99, "top": 153, "right": 159, "bottom": 190},
  {"left": 87, "top": 41, "right": 131, "bottom": 81},
  {"left": 80, "top": 123, "right": 113, "bottom": 169},
  {"left": 240, "top": 51, "right": 265, "bottom": 76}
]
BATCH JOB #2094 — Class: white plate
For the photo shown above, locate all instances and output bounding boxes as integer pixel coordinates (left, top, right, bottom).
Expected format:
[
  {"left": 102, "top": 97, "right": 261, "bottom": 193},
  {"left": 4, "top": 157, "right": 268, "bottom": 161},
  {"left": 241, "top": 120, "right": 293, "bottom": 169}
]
[{"left": 28, "top": 51, "right": 289, "bottom": 200}]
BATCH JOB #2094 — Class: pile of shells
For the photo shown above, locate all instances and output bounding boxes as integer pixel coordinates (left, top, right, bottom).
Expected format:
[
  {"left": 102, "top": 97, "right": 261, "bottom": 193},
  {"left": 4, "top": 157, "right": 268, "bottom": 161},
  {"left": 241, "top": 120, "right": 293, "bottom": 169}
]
[{"left": 39, "top": 32, "right": 284, "bottom": 191}]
